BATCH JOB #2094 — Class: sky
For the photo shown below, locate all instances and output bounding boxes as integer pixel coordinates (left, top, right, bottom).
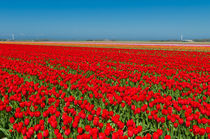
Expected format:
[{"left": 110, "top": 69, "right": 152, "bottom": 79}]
[{"left": 0, "top": 0, "right": 210, "bottom": 40}]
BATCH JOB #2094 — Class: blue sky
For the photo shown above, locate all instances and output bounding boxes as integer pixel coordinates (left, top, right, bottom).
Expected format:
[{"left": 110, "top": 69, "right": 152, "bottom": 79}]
[{"left": 0, "top": 0, "right": 210, "bottom": 40}]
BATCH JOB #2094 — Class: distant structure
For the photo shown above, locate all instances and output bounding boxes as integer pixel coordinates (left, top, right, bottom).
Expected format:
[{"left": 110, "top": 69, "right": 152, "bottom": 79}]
[
  {"left": 12, "top": 34, "right": 15, "bottom": 41},
  {"left": 183, "top": 40, "right": 193, "bottom": 42},
  {"left": 180, "top": 34, "right": 193, "bottom": 42},
  {"left": 181, "top": 34, "right": 183, "bottom": 41}
]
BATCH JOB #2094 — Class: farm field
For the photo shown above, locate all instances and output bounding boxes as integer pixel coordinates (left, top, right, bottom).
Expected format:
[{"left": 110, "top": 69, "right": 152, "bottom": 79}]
[
  {"left": 0, "top": 43, "right": 209, "bottom": 139},
  {"left": 1, "top": 41, "right": 210, "bottom": 51}
]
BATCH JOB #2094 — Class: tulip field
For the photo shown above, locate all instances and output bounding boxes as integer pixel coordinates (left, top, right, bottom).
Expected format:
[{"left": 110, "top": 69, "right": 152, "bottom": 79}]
[{"left": 0, "top": 43, "right": 209, "bottom": 139}]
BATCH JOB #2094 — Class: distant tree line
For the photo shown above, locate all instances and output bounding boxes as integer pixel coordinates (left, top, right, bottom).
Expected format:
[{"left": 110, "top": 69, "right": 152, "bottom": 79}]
[
  {"left": 150, "top": 40, "right": 182, "bottom": 42},
  {"left": 193, "top": 38, "right": 210, "bottom": 42},
  {"left": 33, "top": 39, "right": 50, "bottom": 42},
  {"left": 1, "top": 38, "right": 210, "bottom": 42},
  {"left": 150, "top": 38, "right": 210, "bottom": 42},
  {"left": 0, "top": 39, "right": 7, "bottom": 41}
]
